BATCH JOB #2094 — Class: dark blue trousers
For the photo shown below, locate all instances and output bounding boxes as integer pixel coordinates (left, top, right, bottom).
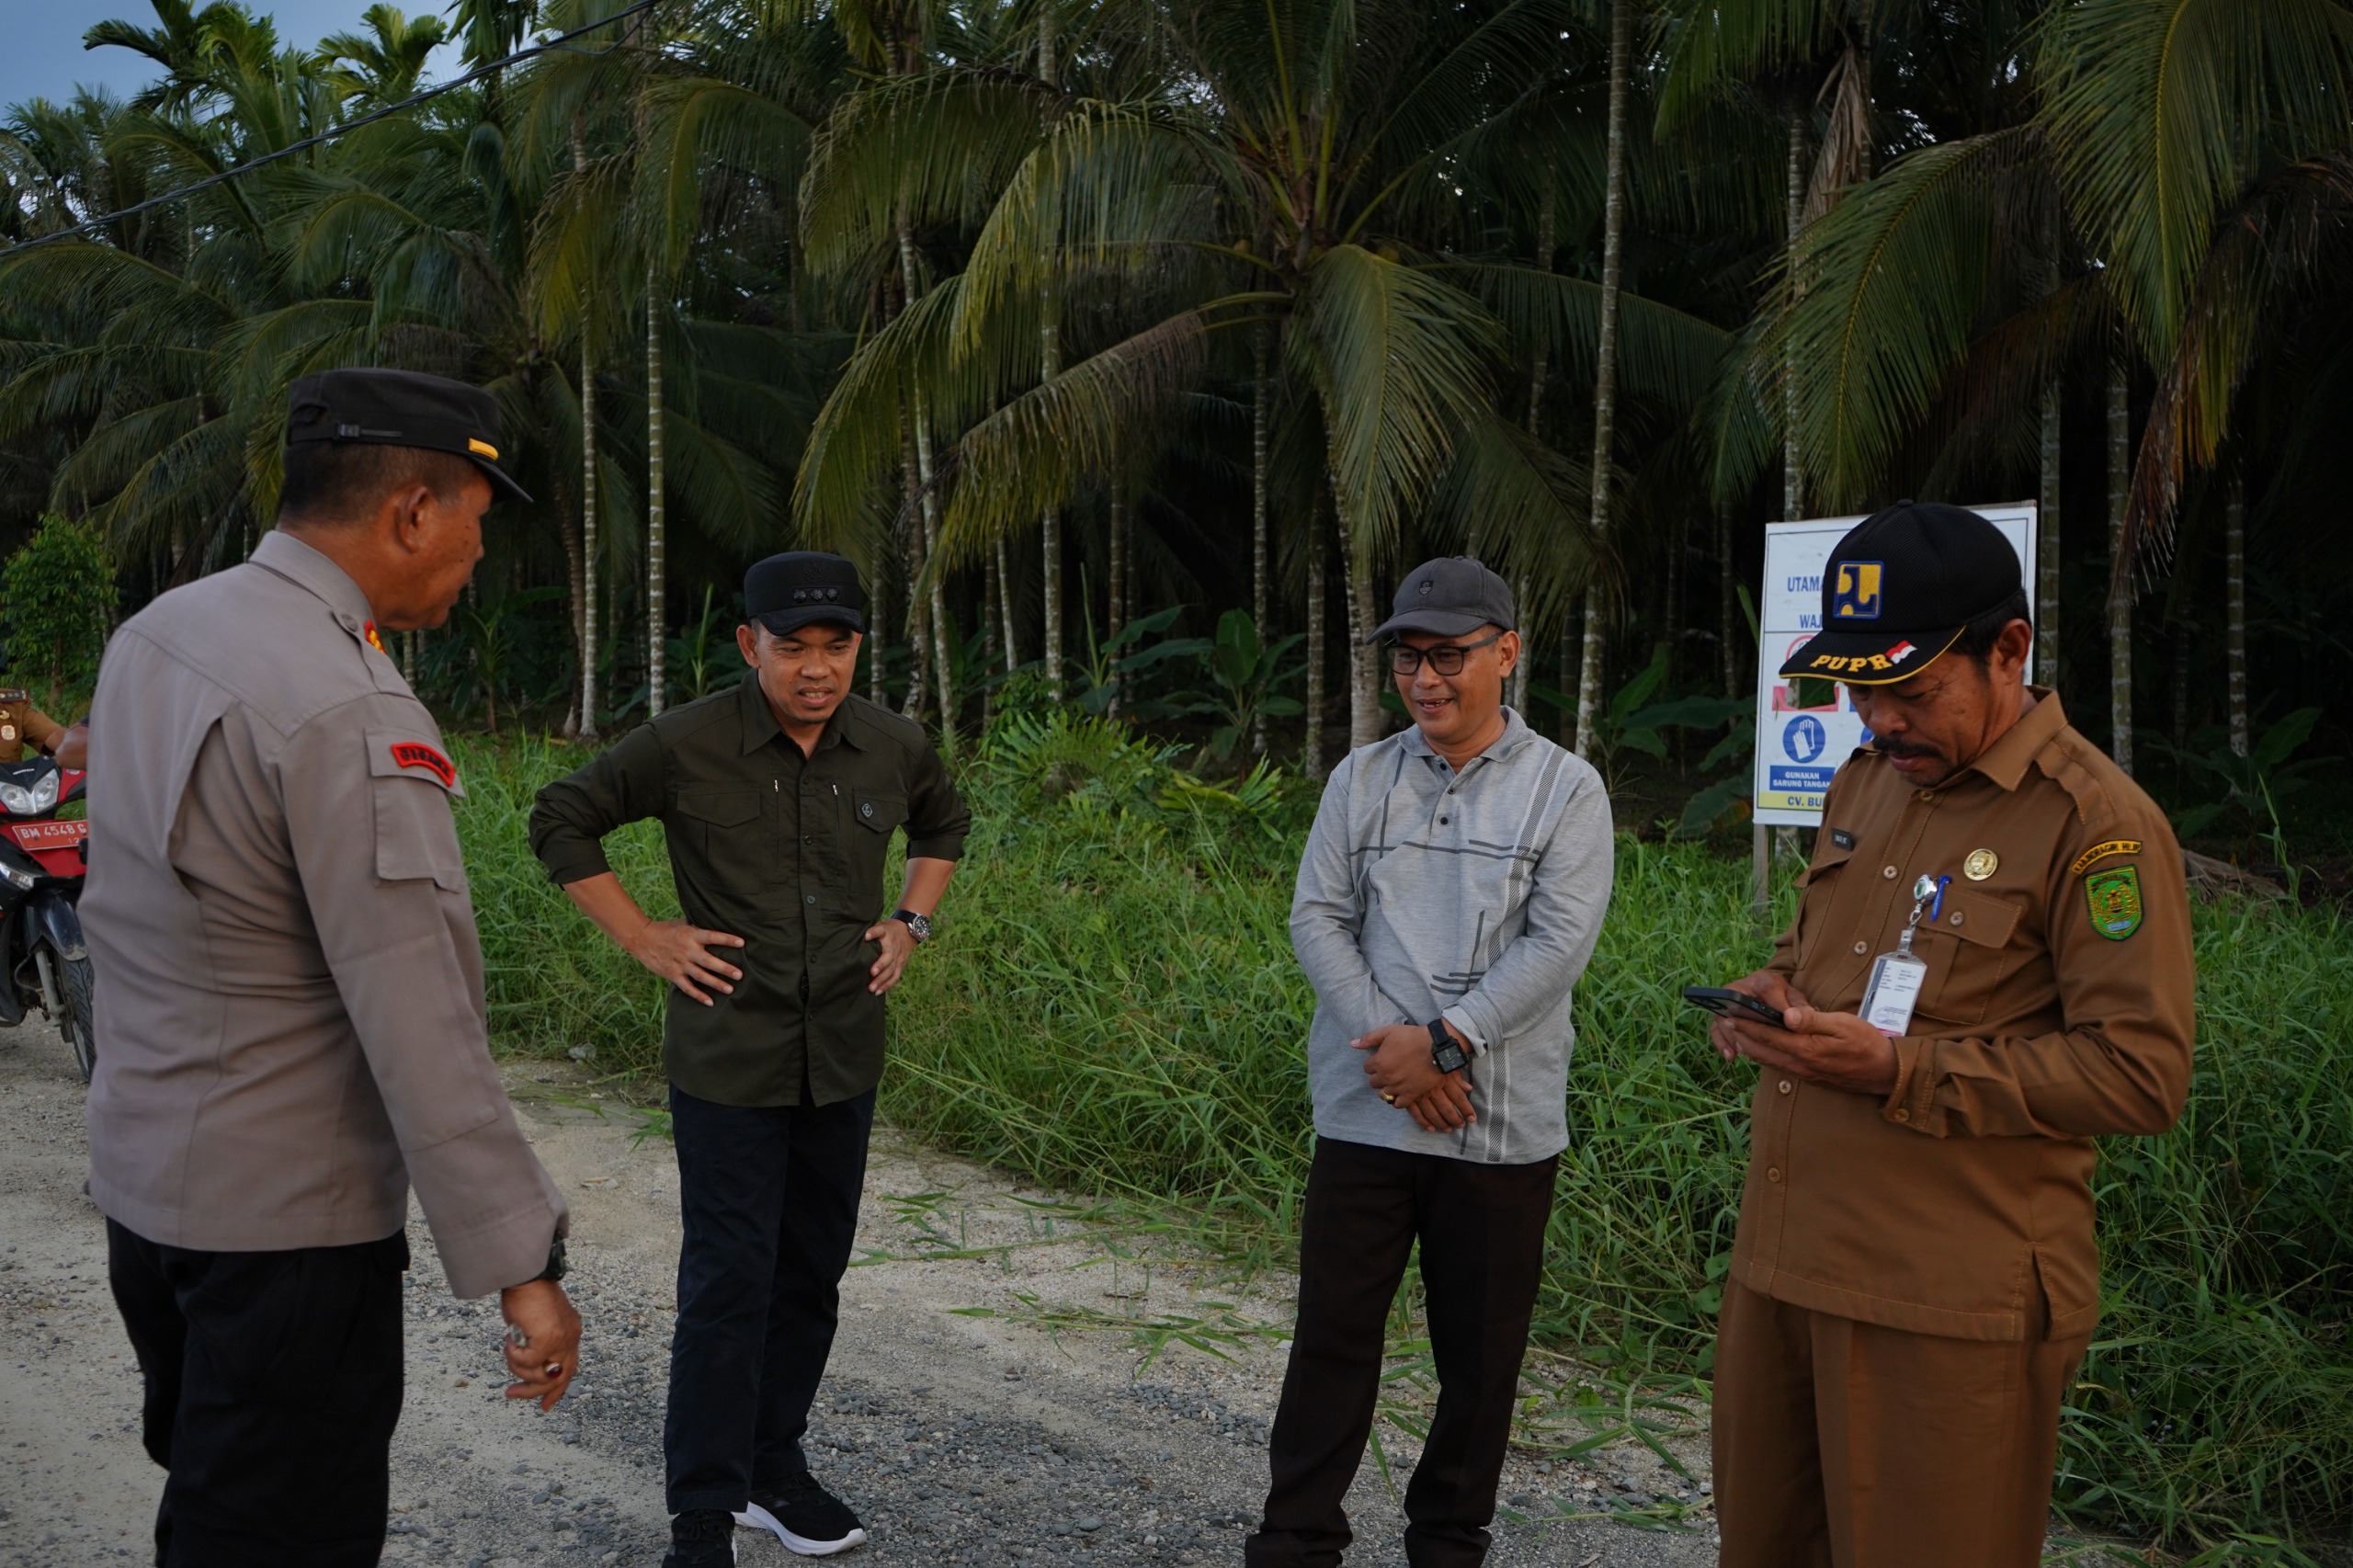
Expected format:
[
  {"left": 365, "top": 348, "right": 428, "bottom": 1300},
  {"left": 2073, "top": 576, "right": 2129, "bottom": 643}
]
[{"left": 665, "top": 1085, "right": 876, "bottom": 1516}]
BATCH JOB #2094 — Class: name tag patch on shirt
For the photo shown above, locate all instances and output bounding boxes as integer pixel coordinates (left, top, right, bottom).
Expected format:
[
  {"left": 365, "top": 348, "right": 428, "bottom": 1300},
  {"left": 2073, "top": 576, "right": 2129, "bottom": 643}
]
[
  {"left": 2070, "top": 838, "right": 2143, "bottom": 877},
  {"left": 389, "top": 740, "right": 456, "bottom": 788},
  {"left": 1830, "top": 827, "right": 1856, "bottom": 849}
]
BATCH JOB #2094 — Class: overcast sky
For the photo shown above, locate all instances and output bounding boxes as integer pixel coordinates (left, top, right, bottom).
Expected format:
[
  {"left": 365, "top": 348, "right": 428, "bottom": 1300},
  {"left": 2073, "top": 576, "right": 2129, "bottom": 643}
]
[{"left": 5, "top": 2, "right": 461, "bottom": 115}]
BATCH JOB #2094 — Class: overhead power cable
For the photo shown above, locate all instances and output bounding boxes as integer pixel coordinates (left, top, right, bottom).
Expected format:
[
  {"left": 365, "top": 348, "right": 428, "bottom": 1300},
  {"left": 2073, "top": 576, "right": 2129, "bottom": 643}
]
[{"left": 0, "top": 0, "right": 665, "bottom": 262}]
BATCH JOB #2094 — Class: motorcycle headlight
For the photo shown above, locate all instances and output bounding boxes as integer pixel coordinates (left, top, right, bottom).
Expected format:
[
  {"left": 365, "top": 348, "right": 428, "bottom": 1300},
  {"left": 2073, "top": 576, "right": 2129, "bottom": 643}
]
[
  {"left": 28, "top": 771, "right": 58, "bottom": 812},
  {"left": 0, "top": 782, "right": 35, "bottom": 816}
]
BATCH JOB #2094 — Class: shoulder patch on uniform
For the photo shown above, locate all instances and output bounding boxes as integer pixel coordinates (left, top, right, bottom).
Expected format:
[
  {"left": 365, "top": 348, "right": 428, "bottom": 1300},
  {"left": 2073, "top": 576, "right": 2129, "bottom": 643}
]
[
  {"left": 2070, "top": 839, "right": 2143, "bottom": 877},
  {"left": 0, "top": 688, "right": 25, "bottom": 702},
  {"left": 389, "top": 740, "right": 456, "bottom": 788},
  {"left": 2086, "top": 866, "right": 2143, "bottom": 940}
]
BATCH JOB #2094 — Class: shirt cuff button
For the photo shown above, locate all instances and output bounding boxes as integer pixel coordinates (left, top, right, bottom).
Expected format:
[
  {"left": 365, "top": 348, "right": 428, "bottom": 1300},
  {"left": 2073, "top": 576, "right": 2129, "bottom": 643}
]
[{"left": 1893, "top": 1108, "right": 1911, "bottom": 1122}]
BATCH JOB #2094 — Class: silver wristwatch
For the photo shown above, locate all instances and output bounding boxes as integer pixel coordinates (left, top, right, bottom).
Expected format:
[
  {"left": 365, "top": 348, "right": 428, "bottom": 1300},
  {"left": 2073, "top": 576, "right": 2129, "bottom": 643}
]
[{"left": 892, "top": 908, "right": 932, "bottom": 943}]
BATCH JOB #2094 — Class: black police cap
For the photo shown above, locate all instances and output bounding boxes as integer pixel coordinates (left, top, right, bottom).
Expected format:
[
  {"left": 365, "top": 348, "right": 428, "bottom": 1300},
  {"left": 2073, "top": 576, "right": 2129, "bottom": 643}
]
[
  {"left": 285, "top": 369, "right": 531, "bottom": 504},
  {"left": 745, "top": 551, "right": 868, "bottom": 638},
  {"left": 1779, "top": 501, "right": 2023, "bottom": 686}
]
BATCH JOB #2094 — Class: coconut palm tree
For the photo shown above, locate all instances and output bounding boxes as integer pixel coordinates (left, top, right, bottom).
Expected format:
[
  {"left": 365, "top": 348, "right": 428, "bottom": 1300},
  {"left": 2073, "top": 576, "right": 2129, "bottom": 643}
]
[{"left": 791, "top": 0, "right": 1727, "bottom": 757}]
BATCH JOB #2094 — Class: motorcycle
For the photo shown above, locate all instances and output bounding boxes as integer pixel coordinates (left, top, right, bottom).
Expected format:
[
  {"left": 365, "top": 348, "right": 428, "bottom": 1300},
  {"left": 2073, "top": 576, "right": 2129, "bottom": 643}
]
[{"left": 0, "top": 756, "right": 95, "bottom": 1082}]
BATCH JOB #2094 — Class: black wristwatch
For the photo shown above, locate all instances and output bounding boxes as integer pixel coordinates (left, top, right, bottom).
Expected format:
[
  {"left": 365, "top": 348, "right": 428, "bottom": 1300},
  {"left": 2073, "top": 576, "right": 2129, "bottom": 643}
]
[
  {"left": 529, "top": 1237, "right": 567, "bottom": 1285},
  {"left": 1427, "top": 1018, "right": 1469, "bottom": 1075},
  {"left": 892, "top": 908, "right": 932, "bottom": 943}
]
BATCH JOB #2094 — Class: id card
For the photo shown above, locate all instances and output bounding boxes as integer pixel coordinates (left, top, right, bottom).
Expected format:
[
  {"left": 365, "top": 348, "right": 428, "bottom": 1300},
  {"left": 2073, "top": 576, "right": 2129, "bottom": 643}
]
[{"left": 1859, "top": 950, "right": 1927, "bottom": 1035}]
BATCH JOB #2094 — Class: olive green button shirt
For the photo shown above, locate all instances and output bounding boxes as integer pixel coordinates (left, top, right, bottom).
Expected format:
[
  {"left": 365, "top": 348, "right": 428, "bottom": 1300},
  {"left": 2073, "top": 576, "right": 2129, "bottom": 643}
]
[{"left": 528, "top": 678, "right": 969, "bottom": 1108}]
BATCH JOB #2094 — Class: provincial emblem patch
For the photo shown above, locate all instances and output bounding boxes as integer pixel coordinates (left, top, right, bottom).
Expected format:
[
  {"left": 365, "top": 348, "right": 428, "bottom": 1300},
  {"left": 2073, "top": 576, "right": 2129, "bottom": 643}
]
[{"left": 2085, "top": 865, "right": 2143, "bottom": 941}]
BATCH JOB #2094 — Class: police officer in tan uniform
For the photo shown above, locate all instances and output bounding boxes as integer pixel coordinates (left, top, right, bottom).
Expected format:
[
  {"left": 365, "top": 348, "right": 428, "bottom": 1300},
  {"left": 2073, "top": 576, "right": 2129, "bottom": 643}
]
[
  {"left": 82, "top": 369, "right": 580, "bottom": 1567},
  {"left": 1705, "top": 503, "right": 2195, "bottom": 1568}
]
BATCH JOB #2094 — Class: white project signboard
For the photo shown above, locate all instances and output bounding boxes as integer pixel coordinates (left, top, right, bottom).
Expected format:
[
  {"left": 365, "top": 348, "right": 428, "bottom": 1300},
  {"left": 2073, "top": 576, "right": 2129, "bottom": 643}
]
[{"left": 1752, "top": 504, "right": 2036, "bottom": 826}]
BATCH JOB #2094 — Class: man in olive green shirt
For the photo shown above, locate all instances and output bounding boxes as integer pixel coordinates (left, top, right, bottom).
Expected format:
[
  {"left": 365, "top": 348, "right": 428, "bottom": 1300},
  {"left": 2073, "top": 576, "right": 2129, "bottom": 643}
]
[{"left": 530, "top": 551, "right": 966, "bottom": 1567}]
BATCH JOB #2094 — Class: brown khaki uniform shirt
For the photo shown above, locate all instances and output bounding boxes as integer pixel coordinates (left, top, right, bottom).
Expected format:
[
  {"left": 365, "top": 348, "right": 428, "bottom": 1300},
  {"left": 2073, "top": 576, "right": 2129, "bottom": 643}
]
[
  {"left": 1733, "top": 691, "right": 2194, "bottom": 1342},
  {"left": 81, "top": 530, "right": 566, "bottom": 1299},
  {"left": 0, "top": 689, "right": 67, "bottom": 762}
]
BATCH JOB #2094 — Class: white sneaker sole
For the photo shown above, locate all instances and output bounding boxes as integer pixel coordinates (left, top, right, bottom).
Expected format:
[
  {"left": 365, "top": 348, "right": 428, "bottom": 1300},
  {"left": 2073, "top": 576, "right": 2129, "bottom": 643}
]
[{"left": 734, "top": 1502, "right": 868, "bottom": 1557}]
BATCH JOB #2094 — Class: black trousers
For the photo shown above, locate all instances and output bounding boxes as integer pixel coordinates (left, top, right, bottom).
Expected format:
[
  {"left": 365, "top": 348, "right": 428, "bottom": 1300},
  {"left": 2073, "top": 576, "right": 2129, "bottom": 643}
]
[
  {"left": 106, "top": 1219, "right": 408, "bottom": 1568},
  {"left": 1247, "top": 1137, "right": 1558, "bottom": 1568},
  {"left": 665, "top": 1084, "right": 876, "bottom": 1515}
]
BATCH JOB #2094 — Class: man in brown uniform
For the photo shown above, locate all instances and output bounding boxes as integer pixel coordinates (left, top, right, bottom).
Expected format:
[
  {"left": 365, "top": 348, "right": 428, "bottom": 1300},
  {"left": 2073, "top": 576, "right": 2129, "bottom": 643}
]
[
  {"left": 0, "top": 682, "right": 72, "bottom": 762},
  {"left": 1706, "top": 502, "right": 2195, "bottom": 1568}
]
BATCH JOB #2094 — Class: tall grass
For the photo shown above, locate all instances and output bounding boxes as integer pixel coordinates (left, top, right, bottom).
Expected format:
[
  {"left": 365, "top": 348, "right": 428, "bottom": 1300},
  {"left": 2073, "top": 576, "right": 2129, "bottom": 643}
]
[{"left": 449, "top": 722, "right": 2352, "bottom": 1552}]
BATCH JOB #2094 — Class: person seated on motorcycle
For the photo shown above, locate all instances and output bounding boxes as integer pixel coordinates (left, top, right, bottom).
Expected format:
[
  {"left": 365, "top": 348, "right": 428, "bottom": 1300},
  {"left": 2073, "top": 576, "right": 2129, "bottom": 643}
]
[{"left": 0, "top": 684, "right": 74, "bottom": 766}]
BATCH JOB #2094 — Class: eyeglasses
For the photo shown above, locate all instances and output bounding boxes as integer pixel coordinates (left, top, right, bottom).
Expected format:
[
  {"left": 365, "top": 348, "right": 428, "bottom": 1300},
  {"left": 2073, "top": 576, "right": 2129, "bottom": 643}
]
[{"left": 1387, "top": 631, "right": 1503, "bottom": 677}]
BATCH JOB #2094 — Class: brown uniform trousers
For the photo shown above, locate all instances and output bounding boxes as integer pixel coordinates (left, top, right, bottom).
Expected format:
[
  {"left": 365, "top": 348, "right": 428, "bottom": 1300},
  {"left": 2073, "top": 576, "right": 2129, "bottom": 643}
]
[{"left": 1714, "top": 692, "right": 2194, "bottom": 1568}]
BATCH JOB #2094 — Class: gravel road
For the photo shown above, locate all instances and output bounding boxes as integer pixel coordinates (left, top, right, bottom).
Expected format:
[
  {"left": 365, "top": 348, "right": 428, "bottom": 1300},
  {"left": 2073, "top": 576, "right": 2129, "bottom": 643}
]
[{"left": 1, "top": 1017, "right": 1718, "bottom": 1568}]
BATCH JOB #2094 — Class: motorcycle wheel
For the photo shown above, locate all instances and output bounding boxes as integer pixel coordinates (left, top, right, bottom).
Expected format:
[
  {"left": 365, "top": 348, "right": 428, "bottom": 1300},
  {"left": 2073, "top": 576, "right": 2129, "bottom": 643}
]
[{"left": 57, "top": 952, "right": 97, "bottom": 1085}]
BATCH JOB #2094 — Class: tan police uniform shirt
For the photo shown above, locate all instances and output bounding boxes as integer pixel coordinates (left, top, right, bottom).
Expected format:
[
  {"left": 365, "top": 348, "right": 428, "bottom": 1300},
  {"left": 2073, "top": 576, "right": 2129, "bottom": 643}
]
[
  {"left": 1733, "top": 690, "right": 2194, "bottom": 1342},
  {"left": 0, "top": 689, "right": 67, "bottom": 763},
  {"left": 80, "top": 529, "right": 566, "bottom": 1299}
]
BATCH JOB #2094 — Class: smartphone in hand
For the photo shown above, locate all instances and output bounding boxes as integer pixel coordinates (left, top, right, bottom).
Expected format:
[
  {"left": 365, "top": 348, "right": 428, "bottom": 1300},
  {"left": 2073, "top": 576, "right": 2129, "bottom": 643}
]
[{"left": 1681, "top": 985, "right": 1788, "bottom": 1031}]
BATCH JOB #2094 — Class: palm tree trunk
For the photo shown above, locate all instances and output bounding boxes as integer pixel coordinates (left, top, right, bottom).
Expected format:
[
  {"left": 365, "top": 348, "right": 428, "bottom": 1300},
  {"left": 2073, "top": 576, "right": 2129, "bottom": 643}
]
[
  {"left": 404, "top": 630, "right": 417, "bottom": 687},
  {"left": 1783, "top": 103, "right": 1807, "bottom": 523},
  {"left": 896, "top": 223, "right": 956, "bottom": 754},
  {"left": 1251, "top": 324, "right": 1271, "bottom": 754},
  {"left": 1039, "top": 275, "right": 1064, "bottom": 695},
  {"left": 1512, "top": 179, "right": 1556, "bottom": 719},
  {"left": 995, "top": 533, "right": 1019, "bottom": 674},
  {"left": 1304, "top": 498, "right": 1327, "bottom": 779},
  {"left": 559, "top": 488, "right": 585, "bottom": 739},
  {"left": 868, "top": 550, "right": 890, "bottom": 706},
  {"left": 2106, "top": 361, "right": 2131, "bottom": 774},
  {"left": 2035, "top": 377, "right": 2060, "bottom": 692},
  {"left": 1718, "top": 507, "right": 1738, "bottom": 699},
  {"left": 645, "top": 264, "right": 667, "bottom": 718},
  {"left": 1574, "top": 0, "right": 1633, "bottom": 760},
  {"left": 982, "top": 547, "right": 1001, "bottom": 727},
  {"left": 2225, "top": 473, "right": 2248, "bottom": 756},
  {"left": 1346, "top": 546, "right": 1381, "bottom": 750},
  {"left": 898, "top": 402, "right": 930, "bottom": 721},
  {"left": 1107, "top": 488, "right": 1128, "bottom": 720},
  {"left": 574, "top": 116, "right": 601, "bottom": 745}
]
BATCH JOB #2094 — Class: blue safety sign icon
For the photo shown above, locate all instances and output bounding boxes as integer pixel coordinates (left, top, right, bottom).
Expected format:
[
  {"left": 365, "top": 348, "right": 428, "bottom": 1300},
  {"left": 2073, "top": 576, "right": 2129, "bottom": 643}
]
[{"left": 1782, "top": 714, "right": 1826, "bottom": 764}]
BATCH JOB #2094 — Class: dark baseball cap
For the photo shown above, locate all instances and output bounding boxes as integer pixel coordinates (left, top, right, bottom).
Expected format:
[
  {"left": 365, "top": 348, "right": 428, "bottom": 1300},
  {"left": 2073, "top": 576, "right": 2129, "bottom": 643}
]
[
  {"left": 284, "top": 368, "right": 530, "bottom": 503},
  {"left": 1779, "top": 501, "right": 2023, "bottom": 686},
  {"left": 1367, "top": 556, "right": 1517, "bottom": 642},
  {"left": 745, "top": 551, "right": 868, "bottom": 637}
]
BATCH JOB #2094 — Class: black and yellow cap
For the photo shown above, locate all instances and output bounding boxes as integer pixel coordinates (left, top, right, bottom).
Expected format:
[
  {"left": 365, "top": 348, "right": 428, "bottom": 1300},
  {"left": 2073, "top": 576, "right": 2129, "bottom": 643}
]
[
  {"left": 284, "top": 368, "right": 531, "bottom": 504},
  {"left": 1778, "top": 501, "right": 2021, "bottom": 686}
]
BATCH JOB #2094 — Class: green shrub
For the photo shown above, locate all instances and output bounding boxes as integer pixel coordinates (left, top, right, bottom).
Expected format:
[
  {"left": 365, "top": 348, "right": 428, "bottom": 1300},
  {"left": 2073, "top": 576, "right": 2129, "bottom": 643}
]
[
  {"left": 1, "top": 514, "right": 115, "bottom": 695},
  {"left": 448, "top": 720, "right": 2353, "bottom": 1551}
]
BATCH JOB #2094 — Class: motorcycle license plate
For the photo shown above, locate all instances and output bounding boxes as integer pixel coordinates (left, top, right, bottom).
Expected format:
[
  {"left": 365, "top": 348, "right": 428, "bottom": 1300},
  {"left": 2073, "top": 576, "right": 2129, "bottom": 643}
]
[{"left": 8, "top": 819, "right": 87, "bottom": 851}]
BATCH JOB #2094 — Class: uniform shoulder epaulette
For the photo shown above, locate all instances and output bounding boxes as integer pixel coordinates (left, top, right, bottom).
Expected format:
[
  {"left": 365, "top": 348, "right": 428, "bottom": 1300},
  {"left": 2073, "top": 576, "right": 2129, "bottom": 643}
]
[{"left": 0, "top": 688, "right": 26, "bottom": 703}]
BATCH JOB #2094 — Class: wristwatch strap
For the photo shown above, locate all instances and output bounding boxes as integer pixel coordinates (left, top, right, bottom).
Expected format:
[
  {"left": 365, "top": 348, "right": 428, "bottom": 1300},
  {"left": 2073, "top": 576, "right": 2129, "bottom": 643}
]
[
  {"left": 529, "top": 1237, "right": 567, "bottom": 1285},
  {"left": 1427, "top": 1018, "right": 1468, "bottom": 1074}
]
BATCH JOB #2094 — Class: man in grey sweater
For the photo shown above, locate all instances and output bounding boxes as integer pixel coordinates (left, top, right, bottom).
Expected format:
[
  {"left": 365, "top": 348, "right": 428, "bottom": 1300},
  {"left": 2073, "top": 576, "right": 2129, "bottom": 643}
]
[{"left": 1247, "top": 558, "right": 1615, "bottom": 1568}]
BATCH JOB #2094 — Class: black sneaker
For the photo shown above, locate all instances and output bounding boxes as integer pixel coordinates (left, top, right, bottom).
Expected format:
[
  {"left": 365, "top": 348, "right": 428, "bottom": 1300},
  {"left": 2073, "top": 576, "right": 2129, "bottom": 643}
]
[
  {"left": 664, "top": 1508, "right": 738, "bottom": 1568},
  {"left": 737, "top": 1472, "right": 868, "bottom": 1556}
]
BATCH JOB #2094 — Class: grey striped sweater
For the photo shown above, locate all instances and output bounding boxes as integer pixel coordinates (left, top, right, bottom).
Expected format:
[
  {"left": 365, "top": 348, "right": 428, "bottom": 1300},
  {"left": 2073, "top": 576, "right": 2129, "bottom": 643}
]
[{"left": 1290, "top": 709, "right": 1615, "bottom": 1164}]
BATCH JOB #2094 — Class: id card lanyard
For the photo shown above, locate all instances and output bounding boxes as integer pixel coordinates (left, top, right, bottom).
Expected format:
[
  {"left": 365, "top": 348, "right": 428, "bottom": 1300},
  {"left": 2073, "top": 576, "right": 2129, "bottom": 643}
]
[{"left": 1859, "top": 874, "right": 1948, "bottom": 1035}]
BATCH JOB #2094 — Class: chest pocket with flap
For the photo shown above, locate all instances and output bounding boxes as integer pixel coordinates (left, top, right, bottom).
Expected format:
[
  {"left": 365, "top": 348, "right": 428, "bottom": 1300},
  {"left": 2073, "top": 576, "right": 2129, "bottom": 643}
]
[
  {"left": 675, "top": 789, "right": 761, "bottom": 859},
  {"left": 1791, "top": 837, "right": 1858, "bottom": 971},
  {"left": 368, "top": 728, "right": 466, "bottom": 892},
  {"left": 1913, "top": 884, "right": 2026, "bottom": 1026}
]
